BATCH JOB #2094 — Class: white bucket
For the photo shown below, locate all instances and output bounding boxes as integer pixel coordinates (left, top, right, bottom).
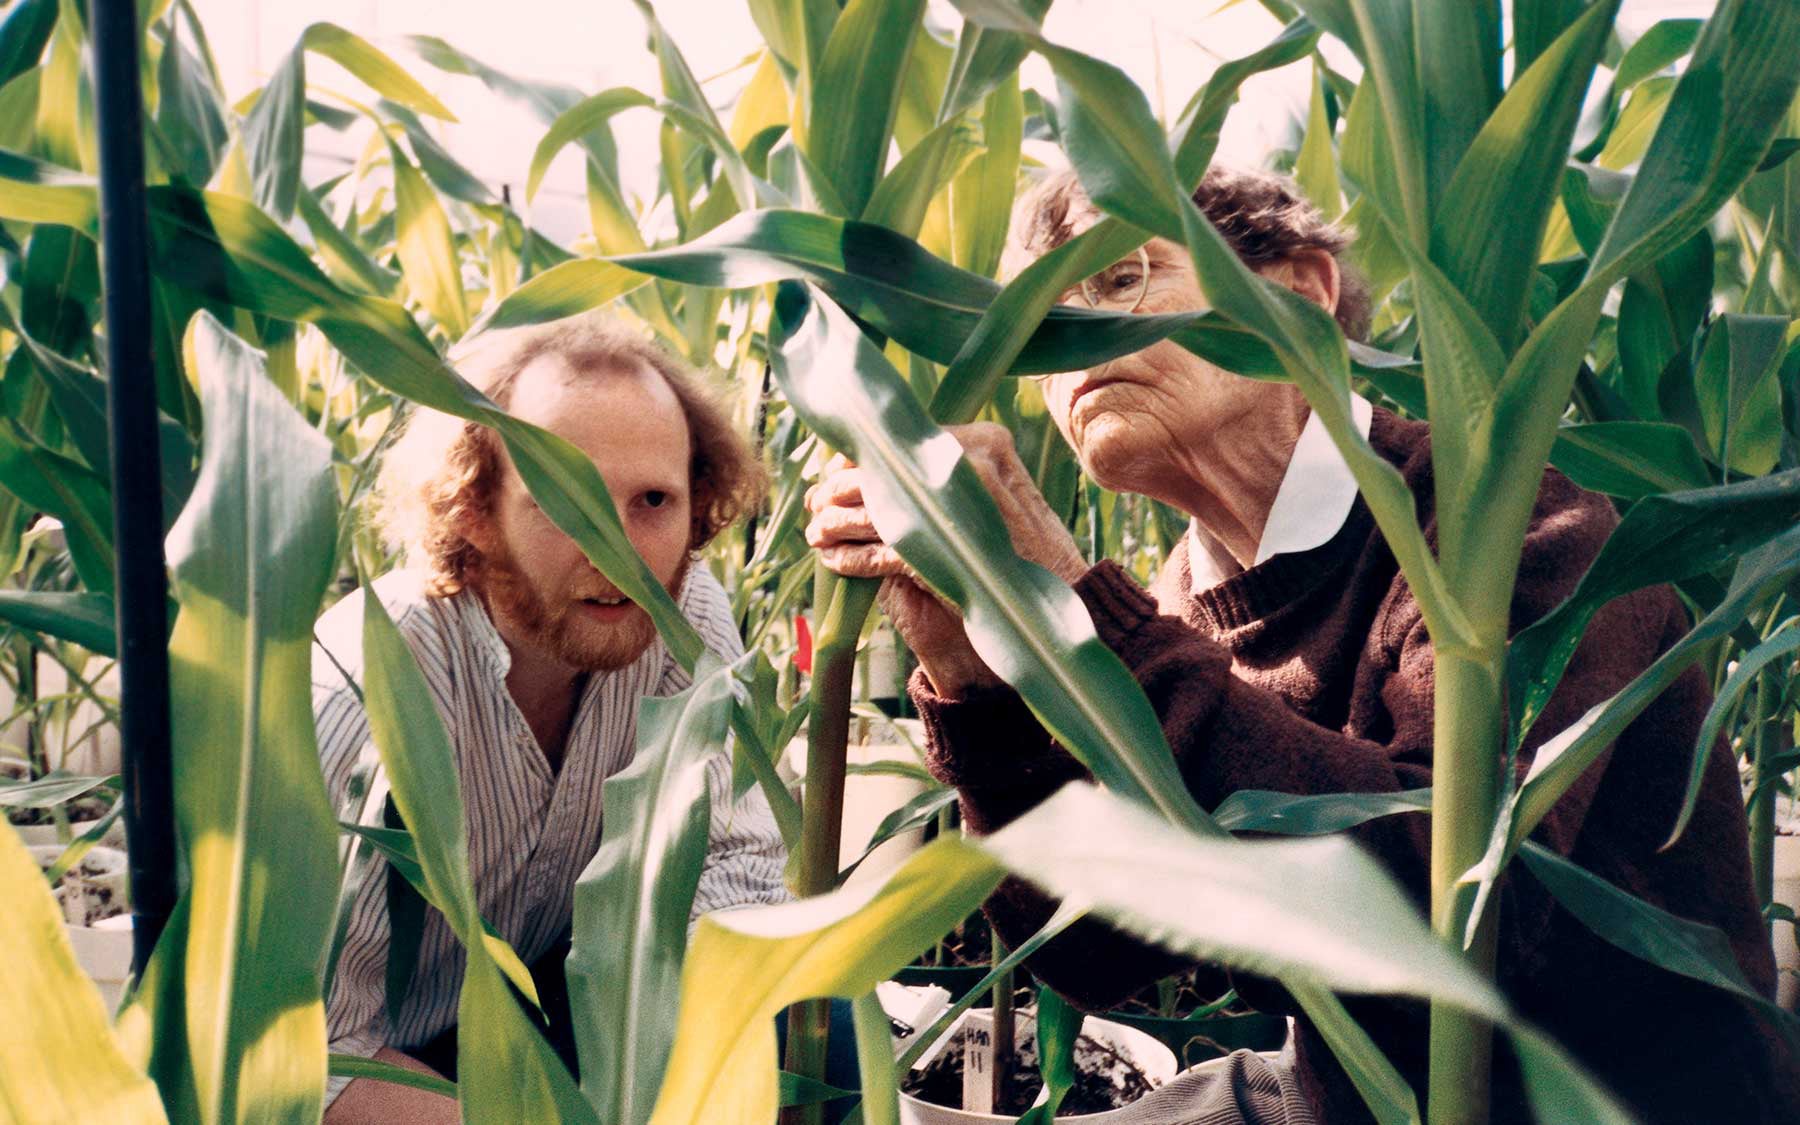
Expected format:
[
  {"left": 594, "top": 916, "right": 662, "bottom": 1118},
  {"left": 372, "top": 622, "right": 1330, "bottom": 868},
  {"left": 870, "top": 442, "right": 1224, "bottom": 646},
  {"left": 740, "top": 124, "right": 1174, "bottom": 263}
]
[{"left": 899, "top": 1013, "right": 1178, "bottom": 1123}]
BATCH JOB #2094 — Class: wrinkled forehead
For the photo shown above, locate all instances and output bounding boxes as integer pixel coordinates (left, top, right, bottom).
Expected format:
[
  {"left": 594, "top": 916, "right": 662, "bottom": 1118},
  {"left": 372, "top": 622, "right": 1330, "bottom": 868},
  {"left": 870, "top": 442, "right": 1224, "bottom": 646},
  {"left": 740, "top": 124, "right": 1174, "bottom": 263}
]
[{"left": 1000, "top": 177, "right": 1106, "bottom": 282}]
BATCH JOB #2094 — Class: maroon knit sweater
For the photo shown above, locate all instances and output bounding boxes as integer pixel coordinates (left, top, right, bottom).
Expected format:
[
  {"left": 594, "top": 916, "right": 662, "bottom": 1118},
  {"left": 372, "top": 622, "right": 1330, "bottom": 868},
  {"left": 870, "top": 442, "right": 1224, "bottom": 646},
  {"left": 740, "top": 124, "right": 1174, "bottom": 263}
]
[{"left": 911, "top": 409, "right": 1798, "bottom": 1124}]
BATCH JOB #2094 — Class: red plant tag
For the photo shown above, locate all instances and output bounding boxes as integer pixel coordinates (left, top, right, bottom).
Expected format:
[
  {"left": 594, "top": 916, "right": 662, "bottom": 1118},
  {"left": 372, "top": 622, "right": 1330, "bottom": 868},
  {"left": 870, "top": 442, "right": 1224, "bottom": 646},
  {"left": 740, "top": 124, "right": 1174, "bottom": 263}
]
[{"left": 795, "top": 614, "right": 813, "bottom": 674}]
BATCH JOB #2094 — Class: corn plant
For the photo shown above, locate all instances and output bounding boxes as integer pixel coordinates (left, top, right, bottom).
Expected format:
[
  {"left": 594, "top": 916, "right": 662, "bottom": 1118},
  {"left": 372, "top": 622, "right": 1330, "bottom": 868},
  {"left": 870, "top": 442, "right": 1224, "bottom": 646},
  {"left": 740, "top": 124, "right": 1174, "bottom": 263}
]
[{"left": 1, "top": 1, "right": 1799, "bottom": 1124}]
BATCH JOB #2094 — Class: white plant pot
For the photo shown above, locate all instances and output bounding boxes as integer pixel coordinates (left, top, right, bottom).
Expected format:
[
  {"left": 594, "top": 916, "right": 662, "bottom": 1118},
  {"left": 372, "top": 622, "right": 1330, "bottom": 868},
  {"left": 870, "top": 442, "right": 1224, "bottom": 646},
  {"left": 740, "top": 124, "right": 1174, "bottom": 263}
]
[
  {"left": 898, "top": 1013, "right": 1178, "bottom": 1123},
  {"left": 1772, "top": 833, "right": 1800, "bottom": 1013},
  {"left": 10, "top": 818, "right": 107, "bottom": 847},
  {"left": 31, "top": 843, "right": 133, "bottom": 1010}
]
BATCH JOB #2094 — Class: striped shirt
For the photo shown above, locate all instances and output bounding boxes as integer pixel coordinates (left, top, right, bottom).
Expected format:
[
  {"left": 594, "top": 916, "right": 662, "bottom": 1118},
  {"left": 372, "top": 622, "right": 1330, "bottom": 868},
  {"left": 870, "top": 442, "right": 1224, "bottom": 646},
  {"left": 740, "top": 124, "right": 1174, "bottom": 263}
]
[{"left": 312, "top": 565, "right": 789, "bottom": 1101}]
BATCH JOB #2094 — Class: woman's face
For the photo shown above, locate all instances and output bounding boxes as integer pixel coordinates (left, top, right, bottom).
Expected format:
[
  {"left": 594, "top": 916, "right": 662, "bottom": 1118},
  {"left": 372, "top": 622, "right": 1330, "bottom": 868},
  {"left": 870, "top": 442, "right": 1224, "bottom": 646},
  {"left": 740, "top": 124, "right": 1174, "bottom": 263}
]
[{"left": 1038, "top": 236, "right": 1286, "bottom": 501}]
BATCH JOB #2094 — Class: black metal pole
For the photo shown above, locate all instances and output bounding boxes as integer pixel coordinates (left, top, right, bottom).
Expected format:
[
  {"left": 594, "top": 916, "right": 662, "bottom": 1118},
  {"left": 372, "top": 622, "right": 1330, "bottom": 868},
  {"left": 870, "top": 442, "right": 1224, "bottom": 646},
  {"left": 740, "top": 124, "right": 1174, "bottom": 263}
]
[{"left": 90, "top": 0, "right": 176, "bottom": 976}]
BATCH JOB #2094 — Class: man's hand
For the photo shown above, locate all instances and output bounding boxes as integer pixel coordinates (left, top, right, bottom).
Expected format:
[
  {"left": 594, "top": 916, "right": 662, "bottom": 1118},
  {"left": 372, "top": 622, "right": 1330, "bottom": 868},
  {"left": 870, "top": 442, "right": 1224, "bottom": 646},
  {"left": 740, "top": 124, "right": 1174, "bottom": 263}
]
[
  {"left": 323, "top": 1047, "right": 458, "bottom": 1125},
  {"left": 804, "top": 423, "right": 1088, "bottom": 698}
]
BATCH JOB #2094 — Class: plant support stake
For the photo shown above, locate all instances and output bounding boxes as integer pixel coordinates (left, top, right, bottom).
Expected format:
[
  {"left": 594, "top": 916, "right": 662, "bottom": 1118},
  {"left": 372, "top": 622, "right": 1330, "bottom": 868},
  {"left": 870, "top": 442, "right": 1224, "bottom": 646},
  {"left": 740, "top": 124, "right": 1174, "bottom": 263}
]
[{"left": 91, "top": 0, "right": 177, "bottom": 976}]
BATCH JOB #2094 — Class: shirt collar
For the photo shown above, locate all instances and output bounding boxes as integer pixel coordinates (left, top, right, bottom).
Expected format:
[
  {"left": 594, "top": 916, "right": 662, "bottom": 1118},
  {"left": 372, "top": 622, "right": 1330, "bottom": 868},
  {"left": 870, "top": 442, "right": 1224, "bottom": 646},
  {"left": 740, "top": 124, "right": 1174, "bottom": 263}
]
[{"left": 1187, "top": 393, "right": 1373, "bottom": 589}]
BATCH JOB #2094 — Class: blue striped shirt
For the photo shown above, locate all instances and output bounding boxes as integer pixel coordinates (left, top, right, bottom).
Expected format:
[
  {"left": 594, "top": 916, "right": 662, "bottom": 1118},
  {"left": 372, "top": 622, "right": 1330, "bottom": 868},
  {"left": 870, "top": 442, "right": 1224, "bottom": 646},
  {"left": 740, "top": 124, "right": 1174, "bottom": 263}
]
[{"left": 312, "top": 565, "right": 788, "bottom": 1100}]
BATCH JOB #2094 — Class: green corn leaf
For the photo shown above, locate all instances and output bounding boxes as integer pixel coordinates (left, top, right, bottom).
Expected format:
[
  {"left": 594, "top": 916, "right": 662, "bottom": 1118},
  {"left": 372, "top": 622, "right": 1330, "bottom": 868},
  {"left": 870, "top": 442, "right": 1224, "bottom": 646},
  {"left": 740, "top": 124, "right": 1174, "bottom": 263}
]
[
  {"left": 778, "top": 1071, "right": 860, "bottom": 1108},
  {"left": 1671, "top": 624, "right": 1800, "bottom": 847},
  {"left": 0, "top": 826, "right": 168, "bottom": 1123},
  {"left": 567, "top": 656, "right": 734, "bottom": 1125},
  {"left": 1587, "top": 0, "right": 1800, "bottom": 286},
  {"left": 1694, "top": 313, "right": 1788, "bottom": 477},
  {"left": 1548, "top": 421, "right": 1714, "bottom": 500},
  {"left": 935, "top": 0, "right": 1049, "bottom": 124},
  {"left": 769, "top": 281, "right": 1214, "bottom": 833},
  {"left": 1411, "top": 0, "right": 1501, "bottom": 211},
  {"left": 0, "top": 147, "right": 97, "bottom": 230},
  {"left": 863, "top": 114, "right": 984, "bottom": 241},
  {"left": 1013, "top": 986, "right": 1083, "bottom": 1125},
  {"left": 128, "top": 313, "right": 340, "bottom": 1123},
  {"left": 989, "top": 785, "right": 1634, "bottom": 1124},
  {"left": 299, "top": 23, "right": 455, "bottom": 121},
  {"left": 0, "top": 770, "right": 115, "bottom": 809},
  {"left": 35, "top": 2, "right": 87, "bottom": 172},
  {"left": 379, "top": 99, "right": 493, "bottom": 205},
  {"left": 1615, "top": 232, "right": 1713, "bottom": 420},
  {"left": 360, "top": 589, "right": 598, "bottom": 1123},
  {"left": 806, "top": 0, "right": 926, "bottom": 219},
  {"left": 1516, "top": 841, "right": 1797, "bottom": 1038},
  {"left": 386, "top": 137, "right": 469, "bottom": 339},
  {"left": 609, "top": 208, "right": 1408, "bottom": 387},
  {"left": 747, "top": 0, "right": 838, "bottom": 81},
  {"left": 1293, "top": 70, "right": 1341, "bottom": 221},
  {"left": 0, "top": 426, "right": 115, "bottom": 595},
  {"left": 0, "top": 590, "right": 115, "bottom": 655},
  {"left": 0, "top": 178, "right": 706, "bottom": 671},
  {"left": 852, "top": 991, "right": 901, "bottom": 1125},
  {"left": 525, "top": 87, "right": 656, "bottom": 202},
  {"left": 839, "top": 786, "right": 958, "bottom": 880},
  {"left": 239, "top": 44, "right": 306, "bottom": 220},
  {"left": 1614, "top": 19, "right": 1705, "bottom": 92},
  {"left": 946, "top": 73, "right": 1020, "bottom": 278},
  {"left": 649, "top": 838, "right": 1003, "bottom": 1125},
  {"left": 1505, "top": 469, "right": 1800, "bottom": 747},
  {"left": 1212, "top": 787, "right": 1433, "bottom": 836},
  {"left": 326, "top": 1055, "right": 458, "bottom": 1100},
  {"left": 484, "top": 258, "right": 651, "bottom": 330},
  {"left": 1289, "top": 0, "right": 1428, "bottom": 244},
  {"left": 296, "top": 184, "right": 399, "bottom": 298},
  {"left": 0, "top": 0, "right": 55, "bottom": 91},
  {"left": 1468, "top": 523, "right": 1800, "bottom": 935},
  {"left": 1513, "top": 0, "right": 1585, "bottom": 73},
  {"left": 155, "top": 3, "right": 229, "bottom": 187},
  {"left": 1003, "top": 22, "right": 1470, "bottom": 650},
  {"left": 1430, "top": 0, "right": 1617, "bottom": 350}
]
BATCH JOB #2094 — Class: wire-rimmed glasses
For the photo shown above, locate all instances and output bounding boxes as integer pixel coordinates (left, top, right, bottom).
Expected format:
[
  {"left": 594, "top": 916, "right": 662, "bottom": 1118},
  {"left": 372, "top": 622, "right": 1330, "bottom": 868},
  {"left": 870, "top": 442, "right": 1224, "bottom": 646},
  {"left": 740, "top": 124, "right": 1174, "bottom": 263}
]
[{"left": 1075, "top": 246, "right": 1152, "bottom": 313}]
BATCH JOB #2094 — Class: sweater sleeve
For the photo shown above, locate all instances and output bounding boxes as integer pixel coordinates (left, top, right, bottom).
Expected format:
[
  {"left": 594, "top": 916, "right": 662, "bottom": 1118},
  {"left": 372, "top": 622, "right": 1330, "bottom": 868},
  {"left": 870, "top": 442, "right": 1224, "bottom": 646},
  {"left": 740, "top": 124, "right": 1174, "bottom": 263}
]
[{"left": 911, "top": 473, "right": 1663, "bottom": 1012}]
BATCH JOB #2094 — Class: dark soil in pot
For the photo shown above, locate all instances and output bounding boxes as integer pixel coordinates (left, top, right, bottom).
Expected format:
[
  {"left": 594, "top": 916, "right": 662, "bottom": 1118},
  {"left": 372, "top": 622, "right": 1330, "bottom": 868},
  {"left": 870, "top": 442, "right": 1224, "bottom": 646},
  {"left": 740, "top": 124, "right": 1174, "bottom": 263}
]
[{"left": 901, "top": 1018, "right": 1154, "bottom": 1115}]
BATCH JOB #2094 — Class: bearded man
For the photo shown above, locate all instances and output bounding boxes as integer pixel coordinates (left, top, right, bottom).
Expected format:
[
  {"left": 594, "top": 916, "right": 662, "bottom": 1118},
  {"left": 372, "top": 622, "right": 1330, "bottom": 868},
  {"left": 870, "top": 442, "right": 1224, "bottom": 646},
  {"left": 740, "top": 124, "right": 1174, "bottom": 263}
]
[{"left": 313, "top": 313, "right": 789, "bottom": 1123}]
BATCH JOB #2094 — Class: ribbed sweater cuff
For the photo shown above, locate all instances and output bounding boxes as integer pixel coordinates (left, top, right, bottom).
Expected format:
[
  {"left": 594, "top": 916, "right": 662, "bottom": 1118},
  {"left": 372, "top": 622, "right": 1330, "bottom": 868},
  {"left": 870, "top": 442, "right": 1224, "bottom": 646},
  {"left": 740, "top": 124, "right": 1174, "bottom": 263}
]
[
  {"left": 907, "top": 667, "right": 1083, "bottom": 792},
  {"left": 1075, "top": 560, "right": 1160, "bottom": 645}
]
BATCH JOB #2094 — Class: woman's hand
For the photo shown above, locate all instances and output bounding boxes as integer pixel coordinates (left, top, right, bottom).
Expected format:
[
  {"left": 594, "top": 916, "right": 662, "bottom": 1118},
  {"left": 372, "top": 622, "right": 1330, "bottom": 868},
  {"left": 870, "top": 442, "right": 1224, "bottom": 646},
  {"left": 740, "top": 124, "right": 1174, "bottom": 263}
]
[{"left": 804, "top": 423, "right": 1088, "bottom": 698}]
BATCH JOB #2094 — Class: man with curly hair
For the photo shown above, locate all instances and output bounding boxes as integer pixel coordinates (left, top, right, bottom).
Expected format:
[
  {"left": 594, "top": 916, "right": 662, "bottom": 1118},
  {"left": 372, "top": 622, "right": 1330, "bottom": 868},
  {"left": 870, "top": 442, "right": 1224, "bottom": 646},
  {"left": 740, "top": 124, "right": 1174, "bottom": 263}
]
[{"left": 314, "top": 312, "right": 789, "bottom": 1123}]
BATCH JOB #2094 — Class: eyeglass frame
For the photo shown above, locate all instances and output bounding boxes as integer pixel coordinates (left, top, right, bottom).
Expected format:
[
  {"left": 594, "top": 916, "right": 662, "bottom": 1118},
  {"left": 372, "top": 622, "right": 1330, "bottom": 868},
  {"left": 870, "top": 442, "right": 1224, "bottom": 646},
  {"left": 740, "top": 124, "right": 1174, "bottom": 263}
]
[{"left": 1075, "top": 245, "right": 1152, "bottom": 314}]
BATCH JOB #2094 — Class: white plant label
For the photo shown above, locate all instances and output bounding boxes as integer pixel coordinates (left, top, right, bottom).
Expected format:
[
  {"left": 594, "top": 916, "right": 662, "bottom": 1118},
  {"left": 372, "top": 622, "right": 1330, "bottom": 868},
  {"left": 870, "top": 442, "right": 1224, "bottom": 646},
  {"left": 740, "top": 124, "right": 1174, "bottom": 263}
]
[{"left": 961, "top": 1009, "right": 996, "bottom": 1114}]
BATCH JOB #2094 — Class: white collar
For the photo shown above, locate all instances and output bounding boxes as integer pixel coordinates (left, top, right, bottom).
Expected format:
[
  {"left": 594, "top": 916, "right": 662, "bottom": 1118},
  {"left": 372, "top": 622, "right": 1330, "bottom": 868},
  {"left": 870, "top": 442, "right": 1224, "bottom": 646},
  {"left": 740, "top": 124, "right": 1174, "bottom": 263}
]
[{"left": 1187, "top": 394, "right": 1373, "bottom": 590}]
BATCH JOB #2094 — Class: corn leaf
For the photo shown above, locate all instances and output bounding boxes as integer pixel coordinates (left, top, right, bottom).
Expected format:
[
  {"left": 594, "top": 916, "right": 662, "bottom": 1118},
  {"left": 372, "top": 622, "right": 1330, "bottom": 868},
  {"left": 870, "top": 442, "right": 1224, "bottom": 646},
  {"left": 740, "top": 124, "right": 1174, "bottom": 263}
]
[
  {"left": 0, "top": 589, "right": 115, "bottom": 654},
  {"left": 1613, "top": 18, "right": 1704, "bottom": 92},
  {"left": 1506, "top": 468, "right": 1800, "bottom": 747},
  {"left": 567, "top": 656, "right": 734, "bottom": 1125},
  {"left": 386, "top": 137, "right": 469, "bottom": 339},
  {"left": 299, "top": 23, "right": 455, "bottom": 121},
  {"left": 0, "top": 827, "right": 167, "bottom": 1124},
  {"left": 360, "top": 589, "right": 598, "bottom": 1123},
  {"left": 770, "top": 282, "right": 1215, "bottom": 832},
  {"left": 1430, "top": 0, "right": 1616, "bottom": 350},
  {"left": 936, "top": 0, "right": 1049, "bottom": 124},
  {"left": 0, "top": 0, "right": 55, "bottom": 90},
  {"left": 946, "top": 74, "right": 1020, "bottom": 277},
  {"left": 1548, "top": 422, "right": 1714, "bottom": 500},
  {"left": 805, "top": 0, "right": 925, "bottom": 219},
  {"left": 130, "top": 314, "right": 340, "bottom": 1123},
  {"left": 648, "top": 838, "right": 1004, "bottom": 1125}
]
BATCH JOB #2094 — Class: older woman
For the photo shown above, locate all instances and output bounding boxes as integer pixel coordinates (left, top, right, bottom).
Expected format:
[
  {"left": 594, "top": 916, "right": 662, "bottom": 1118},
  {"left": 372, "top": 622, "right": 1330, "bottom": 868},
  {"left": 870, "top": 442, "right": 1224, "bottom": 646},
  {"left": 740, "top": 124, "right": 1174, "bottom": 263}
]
[{"left": 806, "top": 168, "right": 1796, "bottom": 1124}]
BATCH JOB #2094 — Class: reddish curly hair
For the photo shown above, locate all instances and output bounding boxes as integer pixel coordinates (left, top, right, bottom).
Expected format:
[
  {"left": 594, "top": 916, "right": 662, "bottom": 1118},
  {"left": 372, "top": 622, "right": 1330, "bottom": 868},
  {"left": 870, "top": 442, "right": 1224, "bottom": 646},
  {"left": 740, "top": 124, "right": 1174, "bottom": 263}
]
[{"left": 374, "top": 313, "right": 767, "bottom": 597}]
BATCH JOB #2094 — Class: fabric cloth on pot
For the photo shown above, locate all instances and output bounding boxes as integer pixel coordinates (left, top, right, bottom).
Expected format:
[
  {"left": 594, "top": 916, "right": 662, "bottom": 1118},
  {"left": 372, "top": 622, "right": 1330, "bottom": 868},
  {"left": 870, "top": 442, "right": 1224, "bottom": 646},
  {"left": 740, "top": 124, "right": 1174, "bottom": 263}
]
[
  {"left": 1103, "top": 1049, "right": 1313, "bottom": 1125},
  {"left": 910, "top": 408, "right": 1800, "bottom": 1124}
]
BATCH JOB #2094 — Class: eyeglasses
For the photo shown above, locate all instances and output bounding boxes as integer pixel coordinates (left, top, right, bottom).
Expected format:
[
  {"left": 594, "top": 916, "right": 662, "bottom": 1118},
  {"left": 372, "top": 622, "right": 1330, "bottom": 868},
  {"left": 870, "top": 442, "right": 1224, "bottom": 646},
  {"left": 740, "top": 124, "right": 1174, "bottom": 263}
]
[{"left": 1074, "top": 246, "right": 1152, "bottom": 313}]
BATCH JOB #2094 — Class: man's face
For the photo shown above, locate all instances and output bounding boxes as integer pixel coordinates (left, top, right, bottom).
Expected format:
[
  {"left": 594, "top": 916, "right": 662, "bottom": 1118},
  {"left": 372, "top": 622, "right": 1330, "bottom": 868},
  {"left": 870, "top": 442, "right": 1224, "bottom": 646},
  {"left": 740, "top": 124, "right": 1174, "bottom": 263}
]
[{"left": 473, "top": 352, "right": 694, "bottom": 673}]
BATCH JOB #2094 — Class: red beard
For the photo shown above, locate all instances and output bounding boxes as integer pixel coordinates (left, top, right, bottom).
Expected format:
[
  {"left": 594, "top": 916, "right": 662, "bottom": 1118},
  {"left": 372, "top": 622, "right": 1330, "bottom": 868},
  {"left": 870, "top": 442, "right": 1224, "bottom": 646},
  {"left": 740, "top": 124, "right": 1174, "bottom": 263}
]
[{"left": 478, "top": 543, "right": 691, "bottom": 673}]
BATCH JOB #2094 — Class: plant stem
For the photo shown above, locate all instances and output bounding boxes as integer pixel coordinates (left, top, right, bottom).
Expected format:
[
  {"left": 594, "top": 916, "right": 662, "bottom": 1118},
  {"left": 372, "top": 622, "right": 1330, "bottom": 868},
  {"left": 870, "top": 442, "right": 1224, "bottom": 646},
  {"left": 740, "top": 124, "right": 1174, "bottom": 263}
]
[
  {"left": 781, "top": 567, "right": 881, "bottom": 1124},
  {"left": 1426, "top": 645, "right": 1504, "bottom": 1125},
  {"left": 1748, "top": 669, "right": 1784, "bottom": 917},
  {"left": 853, "top": 991, "right": 901, "bottom": 1125},
  {"left": 991, "top": 930, "right": 1014, "bottom": 1109}
]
